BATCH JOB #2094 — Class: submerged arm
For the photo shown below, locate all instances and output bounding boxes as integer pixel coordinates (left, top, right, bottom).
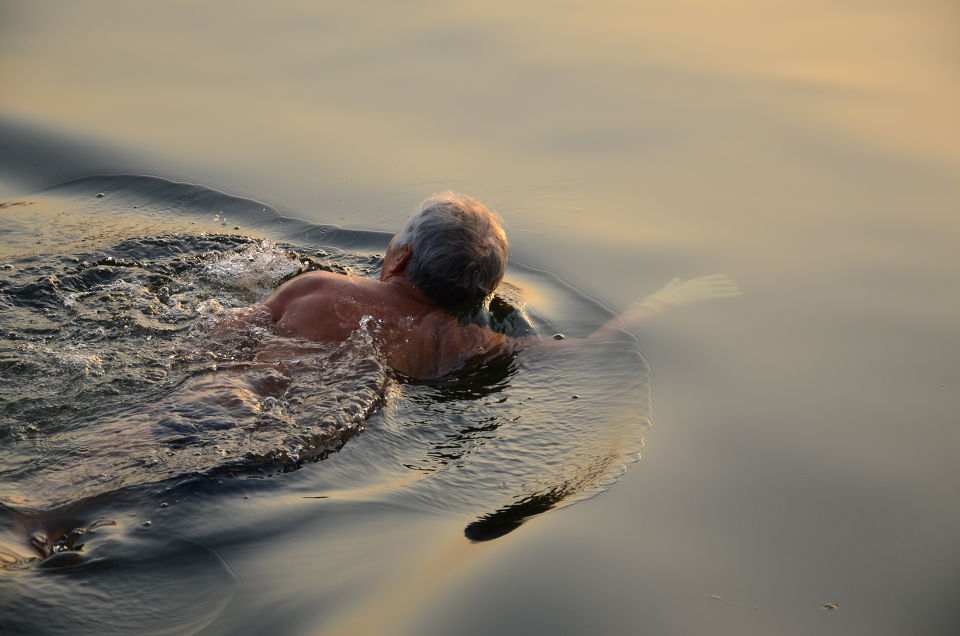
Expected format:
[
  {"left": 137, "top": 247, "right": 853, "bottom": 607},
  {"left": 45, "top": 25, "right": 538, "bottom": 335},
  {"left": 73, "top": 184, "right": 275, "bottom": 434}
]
[
  {"left": 586, "top": 274, "right": 742, "bottom": 341},
  {"left": 495, "top": 274, "right": 742, "bottom": 353}
]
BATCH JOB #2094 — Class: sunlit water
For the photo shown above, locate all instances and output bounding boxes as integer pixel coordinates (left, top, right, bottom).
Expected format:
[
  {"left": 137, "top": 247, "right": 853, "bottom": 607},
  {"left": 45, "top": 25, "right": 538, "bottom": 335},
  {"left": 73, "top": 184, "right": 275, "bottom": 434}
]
[
  {"left": 0, "top": 176, "right": 649, "bottom": 632},
  {"left": 1, "top": 1, "right": 959, "bottom": 635}
]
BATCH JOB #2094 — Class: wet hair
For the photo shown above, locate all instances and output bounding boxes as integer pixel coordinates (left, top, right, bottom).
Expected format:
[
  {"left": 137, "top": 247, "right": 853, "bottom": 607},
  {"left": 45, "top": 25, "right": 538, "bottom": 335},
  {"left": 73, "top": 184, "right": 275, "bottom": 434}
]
[{"left": 392, "top": 192, "right": 508, "bottom": 307}]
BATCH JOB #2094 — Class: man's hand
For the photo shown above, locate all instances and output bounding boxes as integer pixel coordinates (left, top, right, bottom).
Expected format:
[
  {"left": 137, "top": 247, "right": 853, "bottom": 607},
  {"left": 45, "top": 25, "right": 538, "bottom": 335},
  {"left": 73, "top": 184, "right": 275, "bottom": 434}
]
[
  {"left": 584, "top": 274, "right": 742, "bottom": 340},
  {"left": 630, "top": 274, "right": 742, "bottom": 314}
]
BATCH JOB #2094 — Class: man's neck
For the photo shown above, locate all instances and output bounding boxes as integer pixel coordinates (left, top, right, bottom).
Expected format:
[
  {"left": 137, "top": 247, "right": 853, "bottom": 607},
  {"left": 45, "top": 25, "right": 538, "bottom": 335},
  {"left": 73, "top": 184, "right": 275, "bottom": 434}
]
[{"left": 381, "top": 273, "right": 439, "bottom": 308}]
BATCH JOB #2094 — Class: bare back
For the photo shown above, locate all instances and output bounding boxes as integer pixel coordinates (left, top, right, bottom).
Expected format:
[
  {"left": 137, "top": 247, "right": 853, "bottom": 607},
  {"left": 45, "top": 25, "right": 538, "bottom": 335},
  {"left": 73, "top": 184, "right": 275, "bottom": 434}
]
[{"left": 260, "top": 271, "right": 508, "bottom": 379}]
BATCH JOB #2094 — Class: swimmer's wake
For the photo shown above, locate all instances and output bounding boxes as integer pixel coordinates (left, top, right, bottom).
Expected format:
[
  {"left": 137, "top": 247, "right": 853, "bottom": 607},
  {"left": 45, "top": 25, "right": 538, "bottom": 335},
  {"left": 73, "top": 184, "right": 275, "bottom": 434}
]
[{"left": 0, "top": 175, "right": 737, "bottom": 563}]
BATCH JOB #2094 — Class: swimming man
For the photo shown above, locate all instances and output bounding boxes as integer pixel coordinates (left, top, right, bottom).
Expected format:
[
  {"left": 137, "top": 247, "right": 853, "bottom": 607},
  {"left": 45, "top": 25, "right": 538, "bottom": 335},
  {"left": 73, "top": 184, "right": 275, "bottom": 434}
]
[{"left": 230, "top": 192, "right": 740, "bottom": 379}]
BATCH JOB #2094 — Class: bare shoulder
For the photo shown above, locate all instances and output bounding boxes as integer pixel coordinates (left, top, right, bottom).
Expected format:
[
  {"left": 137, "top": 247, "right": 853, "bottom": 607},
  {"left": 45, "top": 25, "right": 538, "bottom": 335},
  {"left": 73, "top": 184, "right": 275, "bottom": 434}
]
[{"left": 263, "top": 270, "right": 345, "bottom": 315}]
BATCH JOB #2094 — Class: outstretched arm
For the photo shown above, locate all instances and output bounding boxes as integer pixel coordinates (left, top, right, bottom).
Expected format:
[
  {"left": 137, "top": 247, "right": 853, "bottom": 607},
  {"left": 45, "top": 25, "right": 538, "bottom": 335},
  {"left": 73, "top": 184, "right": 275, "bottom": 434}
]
[
  {"left": 587, "top": 274, "right": 742, "bottom": 341},
  {"left": 497, "top": 274, "right": 742, "bottom": 357}
]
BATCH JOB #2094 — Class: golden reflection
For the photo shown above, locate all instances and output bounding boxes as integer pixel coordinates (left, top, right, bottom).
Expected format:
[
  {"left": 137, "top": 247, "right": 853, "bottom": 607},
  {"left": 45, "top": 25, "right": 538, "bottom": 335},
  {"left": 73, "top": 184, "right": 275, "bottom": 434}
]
[{"left": 322, "top": 534, "right": 481, "bottom": 636}]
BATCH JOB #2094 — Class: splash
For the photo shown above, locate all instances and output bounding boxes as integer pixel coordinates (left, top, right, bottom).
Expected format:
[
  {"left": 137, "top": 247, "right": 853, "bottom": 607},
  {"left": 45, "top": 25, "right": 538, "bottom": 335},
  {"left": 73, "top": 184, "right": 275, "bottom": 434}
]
[
  {"left": 0, "top": 232, "right": 390, "bottom": 510},
  {"left": 200, "top": 239, "right": 307, "bottom": 294}
]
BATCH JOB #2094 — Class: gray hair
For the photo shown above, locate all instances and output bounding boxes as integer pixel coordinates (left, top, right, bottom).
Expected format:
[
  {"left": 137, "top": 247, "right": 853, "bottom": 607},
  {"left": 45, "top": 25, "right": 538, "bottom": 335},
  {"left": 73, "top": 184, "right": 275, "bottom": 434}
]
[{"left": 393, "top": 192, "right": 508, "bottom": 307}]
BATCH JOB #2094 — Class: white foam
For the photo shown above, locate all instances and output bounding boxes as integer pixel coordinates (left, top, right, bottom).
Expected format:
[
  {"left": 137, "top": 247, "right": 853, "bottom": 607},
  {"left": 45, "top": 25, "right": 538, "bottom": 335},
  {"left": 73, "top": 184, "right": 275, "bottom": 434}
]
[{"left": 201, "top": 240, "right": 305, "bottom": 292}]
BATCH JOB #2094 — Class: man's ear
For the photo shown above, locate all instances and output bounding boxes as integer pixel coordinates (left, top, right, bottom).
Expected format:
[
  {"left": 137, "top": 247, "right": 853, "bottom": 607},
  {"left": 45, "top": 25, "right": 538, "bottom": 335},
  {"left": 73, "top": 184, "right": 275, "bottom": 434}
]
[{"left": 387, "top": 244, "right": 412, "bottom": 274}]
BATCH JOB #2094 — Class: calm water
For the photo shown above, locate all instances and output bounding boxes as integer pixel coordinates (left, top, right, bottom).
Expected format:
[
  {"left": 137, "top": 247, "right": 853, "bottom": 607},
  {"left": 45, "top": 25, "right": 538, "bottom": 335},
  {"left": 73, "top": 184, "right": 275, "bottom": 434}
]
[{"left": 1, "top": 1, "right": 958, "bottom": 635}]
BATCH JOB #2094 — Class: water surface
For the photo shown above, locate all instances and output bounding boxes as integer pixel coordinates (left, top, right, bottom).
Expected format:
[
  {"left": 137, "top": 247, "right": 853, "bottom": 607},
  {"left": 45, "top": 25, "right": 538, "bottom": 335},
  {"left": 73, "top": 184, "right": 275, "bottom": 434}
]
[
  {"left": 0, "top": 175, "right": 650, "bottom": 633},
  {"left": 1, "top": 1, "right": 959, "bottom": 635}
]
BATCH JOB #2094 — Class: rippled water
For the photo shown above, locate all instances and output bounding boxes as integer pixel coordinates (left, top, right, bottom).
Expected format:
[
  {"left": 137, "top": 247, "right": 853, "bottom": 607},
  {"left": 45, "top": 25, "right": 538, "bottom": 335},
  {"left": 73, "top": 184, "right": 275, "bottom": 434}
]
[
  {"left": 3, "top": 2, "right": 957, "bottom": 634},
  {"left": 0, "top": 176, "right": 649, "bottom": 631}
]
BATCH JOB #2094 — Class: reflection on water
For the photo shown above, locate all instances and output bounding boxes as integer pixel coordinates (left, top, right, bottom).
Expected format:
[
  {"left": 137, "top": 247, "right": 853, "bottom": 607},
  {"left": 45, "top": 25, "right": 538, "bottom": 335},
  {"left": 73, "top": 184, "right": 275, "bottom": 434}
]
[{"left": 0, "top": 176, "right": 649, "bottom": 632}]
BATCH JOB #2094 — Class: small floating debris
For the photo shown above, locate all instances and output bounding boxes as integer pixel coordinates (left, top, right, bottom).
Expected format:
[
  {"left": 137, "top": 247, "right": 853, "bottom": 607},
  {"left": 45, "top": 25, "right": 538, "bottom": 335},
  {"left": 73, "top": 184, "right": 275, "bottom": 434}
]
[
  {"left": 142, "top": 520, "right": 152, "bottom": 527},
  {"left": 553, "top": 333, "right": 565, "bottom": 340},
  {"left": 95, "top": 192, "right": 105, "bottom": 198},
  {"left": 822, "top": 602, "right": 838, "bottom": 610},
  {"left": 705, "top": 594, "right": 759, "bottom": 610},
  {"left": 571, "top": 394, "right": 581, "bottom": 399}
]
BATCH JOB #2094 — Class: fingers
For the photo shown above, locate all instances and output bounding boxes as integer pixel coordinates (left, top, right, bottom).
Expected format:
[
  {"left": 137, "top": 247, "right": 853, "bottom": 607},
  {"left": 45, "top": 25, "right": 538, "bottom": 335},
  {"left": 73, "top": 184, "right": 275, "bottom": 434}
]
[
  {"left": 671, "top": 274, "right": 742, "bottom": 302},
  {"left": 688, "top": 274, "right": 730, "bottom": 282},
  {"left": 704, "top": 287, "right": 742, "bottom": 299},
  {"left": 709, "top": 289, "right": 743, "bottom": 299},
  {"left": 707, "top": 282, "right": 742, "bottom": 296},
  {"left": 688, "top": 273, "right": 737, "bottom": 286},
  {"left": 687, "top": 274, "right": 741, "bottom": 296},
  {"left": 644, "top": 274, "right": 742, "bottom": 310}
]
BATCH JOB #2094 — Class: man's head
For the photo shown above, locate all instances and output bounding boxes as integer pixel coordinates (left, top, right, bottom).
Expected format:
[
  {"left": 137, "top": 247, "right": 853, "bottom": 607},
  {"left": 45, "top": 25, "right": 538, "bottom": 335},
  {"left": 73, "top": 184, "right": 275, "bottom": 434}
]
[{"left": 387, "top": 192, "right": 508, "bottom": 307}]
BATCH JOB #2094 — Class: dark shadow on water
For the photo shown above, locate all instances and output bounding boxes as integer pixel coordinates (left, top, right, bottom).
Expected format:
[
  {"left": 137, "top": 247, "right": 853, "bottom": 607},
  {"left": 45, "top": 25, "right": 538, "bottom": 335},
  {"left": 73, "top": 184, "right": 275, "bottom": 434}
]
[
  {"left": 0, "top": 114, "right": 141, "bottom": 191},
  {"left": 464, "top": 487, "right": 571, "bottom": 542}
]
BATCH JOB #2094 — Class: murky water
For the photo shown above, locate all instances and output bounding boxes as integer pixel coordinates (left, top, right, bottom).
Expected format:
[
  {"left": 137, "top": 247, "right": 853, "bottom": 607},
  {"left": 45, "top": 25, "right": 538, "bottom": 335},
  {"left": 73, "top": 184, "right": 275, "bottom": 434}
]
[{"left": 1, "top": 1, "right": 959, "bottom": 635}]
